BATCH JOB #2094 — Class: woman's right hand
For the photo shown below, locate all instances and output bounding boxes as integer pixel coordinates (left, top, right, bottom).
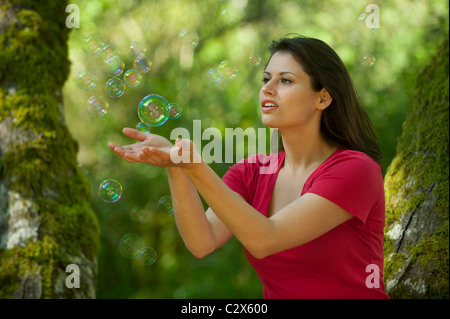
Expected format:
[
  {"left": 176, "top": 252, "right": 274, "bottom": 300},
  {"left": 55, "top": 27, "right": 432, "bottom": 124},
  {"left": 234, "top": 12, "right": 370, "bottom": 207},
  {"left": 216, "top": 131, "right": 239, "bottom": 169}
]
[{"left": 108, "top": 127, "right": 174, "bottom": 167}]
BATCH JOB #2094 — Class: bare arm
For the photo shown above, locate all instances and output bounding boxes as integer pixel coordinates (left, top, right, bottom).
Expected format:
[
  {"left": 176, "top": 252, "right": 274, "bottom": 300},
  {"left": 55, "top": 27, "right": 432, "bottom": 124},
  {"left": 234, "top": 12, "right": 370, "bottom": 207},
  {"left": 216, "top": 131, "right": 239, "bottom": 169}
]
[{"left": 108, "top": 128, "right": 233, "bottom": 258}]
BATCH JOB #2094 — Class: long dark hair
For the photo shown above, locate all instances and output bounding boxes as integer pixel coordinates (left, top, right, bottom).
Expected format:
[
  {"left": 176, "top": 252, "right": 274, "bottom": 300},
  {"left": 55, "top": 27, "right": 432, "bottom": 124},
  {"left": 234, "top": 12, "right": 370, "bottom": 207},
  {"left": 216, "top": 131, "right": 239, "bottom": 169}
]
[{"left": 268, "top": 35, "right": 382, "bottom": 165}]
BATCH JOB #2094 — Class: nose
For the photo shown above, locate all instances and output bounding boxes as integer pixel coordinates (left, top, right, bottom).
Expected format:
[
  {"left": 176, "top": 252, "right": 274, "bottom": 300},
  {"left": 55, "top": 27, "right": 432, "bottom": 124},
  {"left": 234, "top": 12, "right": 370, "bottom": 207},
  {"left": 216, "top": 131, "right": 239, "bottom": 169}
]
[{"left": 261, "top": 81, "right": 275, "bottom": 96}]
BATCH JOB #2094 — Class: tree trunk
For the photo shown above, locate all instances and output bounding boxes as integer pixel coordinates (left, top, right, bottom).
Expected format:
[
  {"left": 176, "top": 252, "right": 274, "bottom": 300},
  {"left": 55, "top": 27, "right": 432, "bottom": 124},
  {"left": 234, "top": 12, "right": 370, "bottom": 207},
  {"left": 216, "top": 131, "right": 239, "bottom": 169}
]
[
  {"left": 0, "top": 1, "right": 100, "bottom": 298},
  {"left": 383, "top": 36, "right": 449, "bottom": 298}
]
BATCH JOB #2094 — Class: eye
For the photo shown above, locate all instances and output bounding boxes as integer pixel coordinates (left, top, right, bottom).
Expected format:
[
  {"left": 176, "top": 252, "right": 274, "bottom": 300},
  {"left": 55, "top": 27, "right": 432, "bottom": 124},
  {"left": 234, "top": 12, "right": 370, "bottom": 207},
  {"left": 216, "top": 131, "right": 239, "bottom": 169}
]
[
  {"left": 281, "top": 78, "right": 292, "bottom": 84},
  {"left": 262, "top": 77, "right": 271, "bottom": 84}
]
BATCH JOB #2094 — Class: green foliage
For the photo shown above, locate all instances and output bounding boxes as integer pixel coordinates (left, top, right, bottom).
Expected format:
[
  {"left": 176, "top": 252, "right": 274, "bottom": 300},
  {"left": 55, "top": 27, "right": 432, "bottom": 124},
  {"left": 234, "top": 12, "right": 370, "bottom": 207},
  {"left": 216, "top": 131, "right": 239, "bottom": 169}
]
[{"left": 62, "top": 0, "right": 449, "bottom": 298}]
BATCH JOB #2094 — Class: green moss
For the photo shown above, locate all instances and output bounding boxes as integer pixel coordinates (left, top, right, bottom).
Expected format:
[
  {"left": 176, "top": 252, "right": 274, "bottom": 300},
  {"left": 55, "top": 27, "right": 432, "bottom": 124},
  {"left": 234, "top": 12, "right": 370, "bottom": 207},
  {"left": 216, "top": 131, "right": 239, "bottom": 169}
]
[
  {"left": 383, "top": 36, "right": 449, "bottom": 298},
  {"left": 0, "top": 0, "right": 100, "bottom": 298}
]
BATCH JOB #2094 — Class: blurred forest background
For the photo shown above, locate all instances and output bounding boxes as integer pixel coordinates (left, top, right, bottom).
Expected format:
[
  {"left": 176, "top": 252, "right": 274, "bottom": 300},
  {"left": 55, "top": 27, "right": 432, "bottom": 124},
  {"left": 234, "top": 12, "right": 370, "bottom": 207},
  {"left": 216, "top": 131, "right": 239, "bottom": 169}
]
[{"left": 62, "top": 0, "right": 449, "bottom": 298}]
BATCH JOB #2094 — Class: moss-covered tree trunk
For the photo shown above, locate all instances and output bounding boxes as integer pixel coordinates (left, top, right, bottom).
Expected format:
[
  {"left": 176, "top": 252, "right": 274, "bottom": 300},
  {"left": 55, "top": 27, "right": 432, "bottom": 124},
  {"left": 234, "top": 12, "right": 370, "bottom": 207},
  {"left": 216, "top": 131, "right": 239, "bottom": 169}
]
[
  {"left": 383, "top": 36, "right": 449, "bottom": 298},
  {"left": 0, "top": 1, "right": 100, "bottom": 298}
]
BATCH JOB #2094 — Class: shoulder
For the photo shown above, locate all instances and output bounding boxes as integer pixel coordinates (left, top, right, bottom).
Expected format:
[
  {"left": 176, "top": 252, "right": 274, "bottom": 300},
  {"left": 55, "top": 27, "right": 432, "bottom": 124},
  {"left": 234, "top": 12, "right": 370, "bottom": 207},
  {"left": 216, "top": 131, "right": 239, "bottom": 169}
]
[{"left": 321, "top": 148, "right": 381, "bottom": 176}]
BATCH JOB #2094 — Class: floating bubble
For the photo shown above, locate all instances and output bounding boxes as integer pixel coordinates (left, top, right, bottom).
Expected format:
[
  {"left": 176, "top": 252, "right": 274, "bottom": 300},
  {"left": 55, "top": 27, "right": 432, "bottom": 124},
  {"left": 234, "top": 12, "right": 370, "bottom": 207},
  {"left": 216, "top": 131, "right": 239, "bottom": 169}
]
[
  {"left": 249, "top": 54, "right": 262, "bottom": 67},
  {"left": 168, "top": 103, "right": 182, "bottom": 119},
  {"left": 103, "top": 57, "right": 125, "bottom": 76},
  {"left": 101, "top": 42, "right": 120, "bottom": 63},
  {"left": 130, "top": 207, "right": 146, "bottom": 222},
  {"left": 105, "top": 77, "right": 125, "bottom": 98},
  {"left": 220, "top": 9, "right": 235, "bottom": 23},
  {"left": 76, "top": 70, "right": 97, "bottom": 90},
  {"left": 178, "top": 29, "right": 199, "bottom": 48},
  {"left": 134, "top": 53, "right": 152, "bottom": 73},
  {"left": 77, "top": 163, "right": 91, "bottom": 176},
  {"left": 87, "top": 96, "right": 109, "bottom": 118},
  {"left": 138, "top": 246, "right": 157, "bottom": 266},
  {"left": 358, "top": 12, "right": 370, "bottom": 21},
  {"left": 362, "top": 53, "right": 376, "bottom": 67},
  {"left": 138, "top": 94, "right": 169, "bottom": 127},
  {"left": 207, "top": 67, "right": 222, "bottom": 83},
  {"left": 83, "top": 34, "right": 103, "bottom": 55},
  {"left": 123, "top": 69, "right": 143, "bottom": 87},
  {"left": 119, "top": 233, "right": 145, "bottom": 259},
  {"left": 157, "top": 195, "right": 173, "bottom": 215},
  {"left": 129, "top": 42, "right": 146, "bottom": 57},
  {"left": 136, "top": 122, "right": 151, "bottom": 133},
  {"left": 98, "top": 179, "right": 122, "bottom": 203},
  {"left": 218, "top": 60, "right": 238, "bottom": 81}
]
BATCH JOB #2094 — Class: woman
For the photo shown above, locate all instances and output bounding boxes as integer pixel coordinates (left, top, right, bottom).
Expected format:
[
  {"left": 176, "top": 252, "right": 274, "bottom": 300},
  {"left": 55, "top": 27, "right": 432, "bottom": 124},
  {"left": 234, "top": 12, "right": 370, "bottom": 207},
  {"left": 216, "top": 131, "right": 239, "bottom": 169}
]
[{"left": 108, "top": 35, "right": 389, "bottom": 299}]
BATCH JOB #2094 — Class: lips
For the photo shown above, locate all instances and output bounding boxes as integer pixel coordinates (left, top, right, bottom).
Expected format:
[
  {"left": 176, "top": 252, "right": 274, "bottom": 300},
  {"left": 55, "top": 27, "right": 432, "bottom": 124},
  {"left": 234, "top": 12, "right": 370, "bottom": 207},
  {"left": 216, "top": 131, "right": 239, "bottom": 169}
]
[{"left": 261, "top": 99, "right": 278, "bottom": 113}]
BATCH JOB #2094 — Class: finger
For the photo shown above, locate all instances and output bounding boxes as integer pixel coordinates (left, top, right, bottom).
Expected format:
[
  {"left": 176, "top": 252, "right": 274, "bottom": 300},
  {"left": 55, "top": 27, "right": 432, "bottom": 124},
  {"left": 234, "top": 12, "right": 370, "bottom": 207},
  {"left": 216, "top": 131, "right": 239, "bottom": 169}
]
[{"left": 122, "top": 127, "right": 148, "bottom": 142}]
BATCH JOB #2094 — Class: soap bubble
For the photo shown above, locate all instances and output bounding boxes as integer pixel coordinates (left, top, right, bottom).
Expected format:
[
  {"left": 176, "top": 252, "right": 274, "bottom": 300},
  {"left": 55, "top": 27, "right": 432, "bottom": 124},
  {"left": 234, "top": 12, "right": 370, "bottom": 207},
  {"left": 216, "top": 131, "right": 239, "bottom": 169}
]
[
  {"left": 134, "top": 53, "right": 152, "bottom": 73},
  {"left": 98, "top": 179, "right": 122, "bottom": 203},
  {"left": 123, "top": 69, "right": 143, "bottom": 87},
  {"left": 76, "top": 70, "right": 97, "bottom": 90},
  {"left": 168, "top": 103, "right": 182, "bottom": 119},
  {"left": 157, "top": 195, "right": 173, "bottom": 215},
  {"left": 249, "top": 54, "right": 262, "bottom": 67},
  {"left": 87, "top": 96, "right": 109, "bottom": 118},
  {"left": 358, "top": 12, "right": 370, "bottom": 21},
  {"left": 136, "top": 122, "right": 151, "bottom": 133},
  {"left": 129, "top": 42, "right": 146, "bottom": 57},
  {"left": 101, "top": 42, "right": 120, "bottom": 63},
  {"left": 178, "top": 29, "right": 199, "bottom": 48},
  {"left": 138, "top": 94, "right": 169, "bottom": 127},
  {"left": 362, "top": 53, "right": 376, "bottom": 67},
  {"left": 103, "top": 57, "right": 125, "bottom": 76},
  {"left": 138, "top": 246, "right": 157, "bottom": 266},
  {"left": 119, "top": 233, "right": 145, "bottom": 259},
  {"left": 83, "top": 34, "right": 103, "bottom": 55},
  {"left": 105, "top": 78, "right": 125, "bottom": 98},
  {"left": 207, "top": 67, "right": 222, "bottom": 83},
  {"left": 218, "top": 60, "right": 238, "bottom": 81},
  {"left": 130, "top": 207, "right": 146, "bottom": 222},
  {"left": 220, "top": 9, "right": 235, "bottom": 23},
  {"left": 77, "top": 163, "right": 91, "bottom": 176}
]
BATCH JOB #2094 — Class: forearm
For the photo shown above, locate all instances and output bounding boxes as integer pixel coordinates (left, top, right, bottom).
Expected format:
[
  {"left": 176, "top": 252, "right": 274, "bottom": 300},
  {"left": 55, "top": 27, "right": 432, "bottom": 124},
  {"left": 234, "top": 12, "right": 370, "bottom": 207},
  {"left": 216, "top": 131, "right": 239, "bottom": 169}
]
[
  {"left": 183, "top": 161, "right": 275, "bottom": 258},
  {"left": 167, "top": 167, "right": 217, "bottom": 257}
]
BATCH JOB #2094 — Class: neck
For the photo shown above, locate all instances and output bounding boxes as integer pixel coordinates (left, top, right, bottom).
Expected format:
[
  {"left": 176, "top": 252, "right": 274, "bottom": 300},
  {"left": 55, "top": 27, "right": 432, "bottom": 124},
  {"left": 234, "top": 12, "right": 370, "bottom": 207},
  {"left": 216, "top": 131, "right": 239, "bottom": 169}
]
[{"left": 279, "top": 125, "right": 337, "bottom": 174}]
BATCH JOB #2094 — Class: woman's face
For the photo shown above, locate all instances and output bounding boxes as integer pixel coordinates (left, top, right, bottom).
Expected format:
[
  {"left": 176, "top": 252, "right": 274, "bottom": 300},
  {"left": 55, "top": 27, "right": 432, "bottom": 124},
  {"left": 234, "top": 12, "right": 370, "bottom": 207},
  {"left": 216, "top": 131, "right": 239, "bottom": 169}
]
[{"left": 259, "top": 51, "right": 326, "bottom": 130}]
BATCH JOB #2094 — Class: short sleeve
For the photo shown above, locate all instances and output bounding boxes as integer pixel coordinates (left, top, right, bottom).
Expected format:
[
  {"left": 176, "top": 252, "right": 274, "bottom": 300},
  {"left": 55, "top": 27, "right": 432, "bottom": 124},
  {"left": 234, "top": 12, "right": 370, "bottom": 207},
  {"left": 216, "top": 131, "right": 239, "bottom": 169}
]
[
  {"left": 305, "top": 151, "right": 383, "bottom": 224},
  {"left": 222, "top": 158, "right": 253, "bottom": 203}
]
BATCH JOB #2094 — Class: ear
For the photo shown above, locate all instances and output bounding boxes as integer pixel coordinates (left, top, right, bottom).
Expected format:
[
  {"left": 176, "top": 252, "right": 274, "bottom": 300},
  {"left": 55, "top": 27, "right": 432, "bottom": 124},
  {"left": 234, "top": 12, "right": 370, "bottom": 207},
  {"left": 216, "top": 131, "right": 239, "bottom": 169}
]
[{"left": 317, "top": 88, "right": 332, "bottom": 110}]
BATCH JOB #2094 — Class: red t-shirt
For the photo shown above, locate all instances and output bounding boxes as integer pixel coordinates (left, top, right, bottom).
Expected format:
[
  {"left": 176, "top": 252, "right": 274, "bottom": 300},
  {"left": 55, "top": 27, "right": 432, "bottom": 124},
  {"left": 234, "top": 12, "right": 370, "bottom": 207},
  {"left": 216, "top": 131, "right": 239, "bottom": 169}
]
[{"left": 222, "top": 148, "right": 389, "bottom": 299}]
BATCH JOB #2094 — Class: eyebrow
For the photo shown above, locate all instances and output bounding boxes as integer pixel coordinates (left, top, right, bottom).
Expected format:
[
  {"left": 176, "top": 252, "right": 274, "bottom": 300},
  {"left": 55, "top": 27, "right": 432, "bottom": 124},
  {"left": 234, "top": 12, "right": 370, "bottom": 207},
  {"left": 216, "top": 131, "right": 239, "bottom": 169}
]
[{"left": 263, "top": 71, "right": 299, "bottom": 78}]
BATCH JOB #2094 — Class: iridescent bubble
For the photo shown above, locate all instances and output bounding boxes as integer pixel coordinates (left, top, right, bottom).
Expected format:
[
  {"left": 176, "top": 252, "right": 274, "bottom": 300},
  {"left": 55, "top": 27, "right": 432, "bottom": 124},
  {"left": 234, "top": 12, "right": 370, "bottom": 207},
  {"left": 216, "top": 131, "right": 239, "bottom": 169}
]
[
  {"left": 138, "top": 94, "right": 169, "bottom": 127},
  {"left": 134, "top": 53, "right": 152, "bottom": 73},
  {"left": 362, "top": 53, "right": 376, "bottom": 67},
  {"left": 119, "top": 233, "right": 145, "bottom": 259},
  {"left": 168, "top": 103, "right": 182, "bottom": 119},
  {"left": 103, "top": 57, "right": 125, "bottom": 76},
  {"left": 87, "top": 96, "right": 109, "bottom": 118},
  {"left": 130, "top": 207, "right": 146, "bottom": 222},
  {"left": 101, "top": 42, "right": 120, "bottom": 63},
  {"left": 105, "top": 78, "right": 125, "bottom": 98},
  {"left": 83, "top": 34, "right": 103, "bottom": 55},
  {"left": 178, "top": 29, "right": 199, "bottom": 48},
  {"left": 358, "top": 12, "right": 370, "bottom": 21},
  {"left": 218, "top": 60, "right": 238, "bottom": 81},
  {"left": 220, "top": 9, "right": 235, "bottom": 23},
  {"left": 249, "top": 54, "right": 262, "bottom": 67},
  {"left": 157, "top": 195, "right": 173, "bottom": 215},
  {"left": 207, "top": 67, "right": 222, "bottom": 84},
  {"left": 123, "top": 69, "right": 143, "bottom": 87},
  {"left": 129, "top": 42, "right": 146, "bottom": 57},
  {"left": 136, "top": 122, "right": 151, "bottom": 133},
  {"left": 138, "top": 246, "right": 157, "bottom": 266},
  {"left": 98, "top": 179, "right": 122, "bottom": 203},
  {"left": 76, "top": 70, "right": 97, "bottom": 90},
  {"left": 77, "top": 163, "right": 91, "bottom": 176}
]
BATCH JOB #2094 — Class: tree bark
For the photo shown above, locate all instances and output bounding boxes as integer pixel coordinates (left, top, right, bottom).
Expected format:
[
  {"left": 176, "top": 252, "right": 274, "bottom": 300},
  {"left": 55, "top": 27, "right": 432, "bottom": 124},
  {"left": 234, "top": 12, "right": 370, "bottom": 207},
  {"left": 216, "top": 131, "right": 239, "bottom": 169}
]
[
  {"left": 383, "top": 36, "right": 449, "bottom": 298},
  {"left": 0, "top": 0, "right": 100, "bottom": 298}
]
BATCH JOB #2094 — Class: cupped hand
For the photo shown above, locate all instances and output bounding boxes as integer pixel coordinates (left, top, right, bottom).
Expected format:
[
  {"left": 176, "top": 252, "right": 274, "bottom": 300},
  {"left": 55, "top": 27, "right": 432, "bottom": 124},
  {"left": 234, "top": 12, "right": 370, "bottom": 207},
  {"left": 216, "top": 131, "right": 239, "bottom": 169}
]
[{"left": 108, "top": 128, "right": 201, "bottom": 168}]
